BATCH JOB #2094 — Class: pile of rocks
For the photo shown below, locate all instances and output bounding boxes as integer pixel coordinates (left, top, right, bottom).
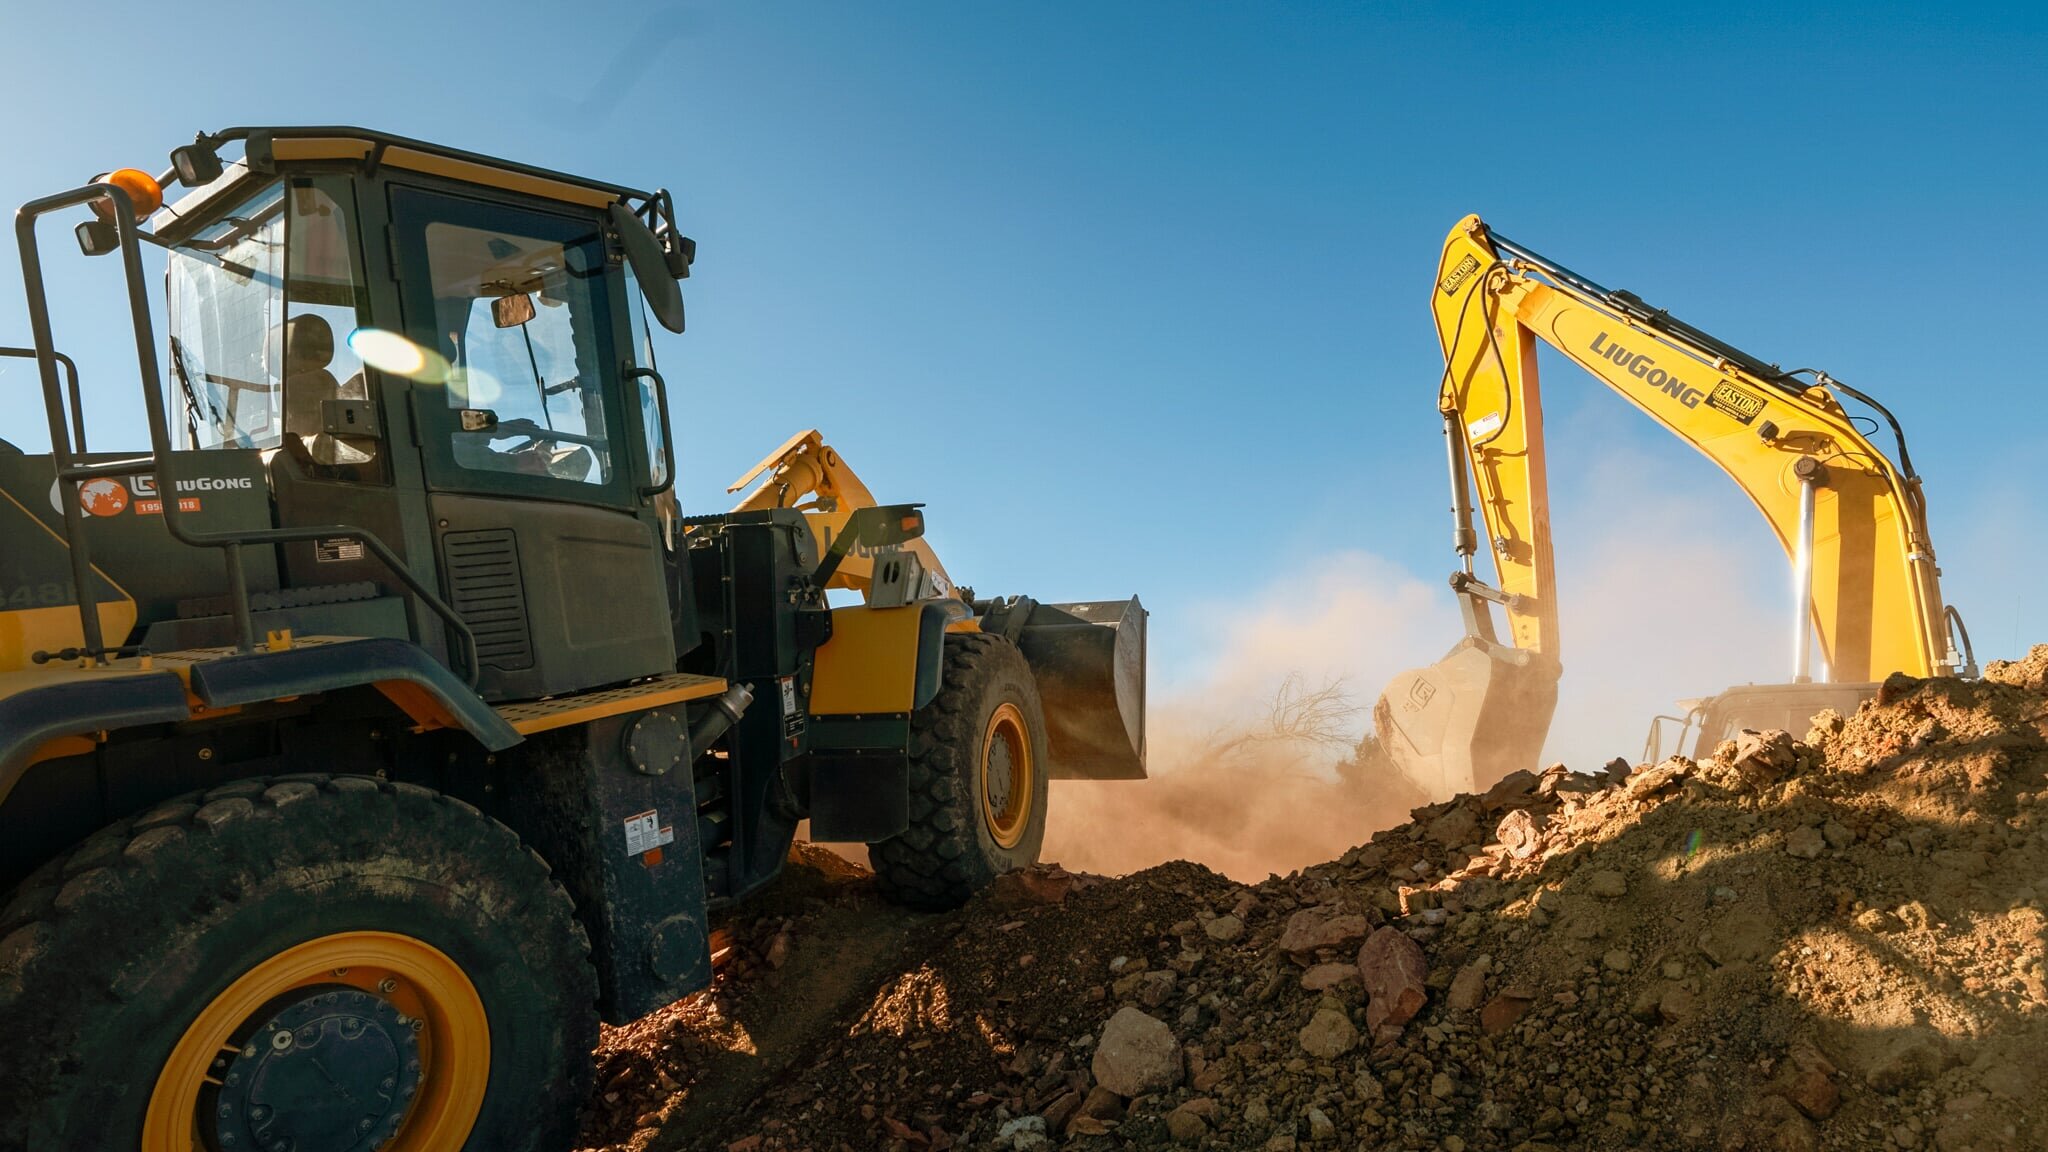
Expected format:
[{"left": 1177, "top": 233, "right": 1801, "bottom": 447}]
[{"left": 593, "top": 649, "right": 2048, "bottom": 1151}]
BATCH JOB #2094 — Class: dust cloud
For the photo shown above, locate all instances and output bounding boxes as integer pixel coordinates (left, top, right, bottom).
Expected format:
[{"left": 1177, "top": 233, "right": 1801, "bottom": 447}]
[
  {"left": 1042, "top": 482, "right": 1788, "bottom": 881},
  {"left": 810, "top": 483, "right": 1790, "bottom": 884},
  {"left": 1040, "top": 553, "right": 1454, "bottom": 881}
]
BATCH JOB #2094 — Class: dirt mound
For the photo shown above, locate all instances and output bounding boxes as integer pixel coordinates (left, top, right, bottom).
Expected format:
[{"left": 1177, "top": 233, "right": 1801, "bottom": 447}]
[{"left": 583, "top": 651, "right": 2048, "bottom": 1151}]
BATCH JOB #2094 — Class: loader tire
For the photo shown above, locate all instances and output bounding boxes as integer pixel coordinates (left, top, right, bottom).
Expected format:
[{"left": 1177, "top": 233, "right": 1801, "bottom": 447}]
[
  {"left": 871, "top": 633, "right": 1050, "bottom": 911},
  {"left": 0, "top": 774, "right": 598, "bottom": 1152}
]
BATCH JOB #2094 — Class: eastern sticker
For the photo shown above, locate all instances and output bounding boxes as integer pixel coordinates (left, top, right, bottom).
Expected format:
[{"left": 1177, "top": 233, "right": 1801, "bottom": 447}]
[
  {"left": 1438, "top": 253, "right": 1481, "bottom": 297},
  {"left": 1705, "top": 381, "right": 1766, "bottom": 425}
]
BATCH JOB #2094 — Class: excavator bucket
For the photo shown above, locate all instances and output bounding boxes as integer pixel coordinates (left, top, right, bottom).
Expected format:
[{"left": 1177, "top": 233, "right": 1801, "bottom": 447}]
[
  {"left": 1374, "top": 637, "right": 1558, "bottom": 802},
  {"left": 988, "top": 597, "right": 1147, "bottom": 779}
]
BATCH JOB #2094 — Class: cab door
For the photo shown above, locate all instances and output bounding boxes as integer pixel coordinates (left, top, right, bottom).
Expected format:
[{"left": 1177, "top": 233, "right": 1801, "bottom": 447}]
[{"left": 389, "top": 183, "right": 673, "bottom": 700}]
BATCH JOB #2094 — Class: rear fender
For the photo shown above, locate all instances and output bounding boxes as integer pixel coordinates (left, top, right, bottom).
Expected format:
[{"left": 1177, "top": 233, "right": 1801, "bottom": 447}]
[{"left": 0, "top": 637, "right": 521, "bottom": 808}]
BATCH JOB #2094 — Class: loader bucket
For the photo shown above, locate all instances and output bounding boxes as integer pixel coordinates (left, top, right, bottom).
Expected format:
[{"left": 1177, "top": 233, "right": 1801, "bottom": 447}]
[
  {"left": 1014, "top": 597, "right": 1147, "bottom": 779},
  {"left": 1373, "top": 637, "right": 1558, "bottom": 802}
]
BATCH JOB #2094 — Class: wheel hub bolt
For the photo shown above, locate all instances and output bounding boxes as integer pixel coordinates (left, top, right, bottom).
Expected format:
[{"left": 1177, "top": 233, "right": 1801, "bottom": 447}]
[{"left": 377, "top": 978, "right": 398, "bottom": 993}]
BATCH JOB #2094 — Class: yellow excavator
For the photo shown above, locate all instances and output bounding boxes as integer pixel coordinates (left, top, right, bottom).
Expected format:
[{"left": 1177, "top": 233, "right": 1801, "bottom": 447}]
[{"left": 1376, "top": 215, "right": 1976, "bottom": 801}]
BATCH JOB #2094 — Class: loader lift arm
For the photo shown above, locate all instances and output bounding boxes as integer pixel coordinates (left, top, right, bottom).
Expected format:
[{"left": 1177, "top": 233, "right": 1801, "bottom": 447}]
[
  {"left": 725, "top": 429, "right": 959, "bottom": 602},
  {"left": 1378, "top": 214, "right": 1971, "bottom": 798},
  {"left": 725, "top": 428, "right": 1147, "bottom": 780}
]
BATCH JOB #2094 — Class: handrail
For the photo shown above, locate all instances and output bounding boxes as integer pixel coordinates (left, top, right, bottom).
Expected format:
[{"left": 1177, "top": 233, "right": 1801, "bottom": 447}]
[
  {"left": 0, "top": 347, "right": 86, "bottom": 450},
  {"left": 14, "top": 182, "right": 486, "bottom": 686}
]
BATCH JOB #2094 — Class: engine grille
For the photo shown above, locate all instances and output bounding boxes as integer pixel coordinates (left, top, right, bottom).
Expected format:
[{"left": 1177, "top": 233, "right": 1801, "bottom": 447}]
[{"left": 442, "top": 529, "right": 534, "bottom": 670}]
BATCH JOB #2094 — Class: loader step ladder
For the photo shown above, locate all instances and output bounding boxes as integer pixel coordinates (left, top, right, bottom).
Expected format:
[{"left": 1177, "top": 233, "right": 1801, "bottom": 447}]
[{"left": 494, "top": 673, "right": 731, "bottom": 737}]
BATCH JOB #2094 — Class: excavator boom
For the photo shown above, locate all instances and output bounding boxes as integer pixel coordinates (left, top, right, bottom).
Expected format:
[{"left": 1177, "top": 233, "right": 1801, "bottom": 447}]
[{"left": 1378, "top": 215, "right": 1966, "bottom": 800}]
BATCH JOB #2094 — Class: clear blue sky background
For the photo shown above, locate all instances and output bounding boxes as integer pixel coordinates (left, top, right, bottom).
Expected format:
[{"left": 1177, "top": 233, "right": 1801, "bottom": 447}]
[{"left": 4, "top": 2, "right": 2044, "bottom": 756}]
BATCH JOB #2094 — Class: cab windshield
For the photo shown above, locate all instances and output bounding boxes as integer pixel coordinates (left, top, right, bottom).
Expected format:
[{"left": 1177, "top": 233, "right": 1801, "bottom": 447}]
[
  {"left": 165, "top": 179, "right": 372, "bottom": 462},
  {"left": 420, "top": 213, "right": 614, "bottom": 486}
]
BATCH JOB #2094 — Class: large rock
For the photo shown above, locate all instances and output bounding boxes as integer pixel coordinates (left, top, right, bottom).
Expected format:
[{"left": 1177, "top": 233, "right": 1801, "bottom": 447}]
[
  {"left": 1479, "top": 988, "right": 1534, "bottom": 1034},
  {"left": 1495, "top": 809, "right": 1544, "bottom": 860},
  {"left": 1092, "top": 1007, "right": 1182, "bottom": 1096},
  {"left": 1275, "top": 911, "right": 1371, "bottom": 956},
  {"left": 1298, "top": 1006, "right": 1357, "bottom": 1059},
  {"left": 1358, "top": 926, "right": 1427, "bottom": 1032},
  {"left": 1585, "top": 869, "right": 1629, "bottom": 899},
  {"left": 1784, "top": 825, "right": 1826, "bottom": 860},
  {"left": 1447, "top": 956, "right": 1490, "bottom": 1011},
  {"left": 1203, "top": 914, "right": 1245, "bottom": 943},
  {"left": 1425, "top": 804, "right": 1480, "bottom": 848},
  {"left": 1731, "top": 728, "right": 1798, "bottom": 786},
  {"left": 1863, "top": 1028, "right": 1956, "bottom": 1092},
  {"left": 1300, "top": 962, "right": 1359, "bottom": 992}
]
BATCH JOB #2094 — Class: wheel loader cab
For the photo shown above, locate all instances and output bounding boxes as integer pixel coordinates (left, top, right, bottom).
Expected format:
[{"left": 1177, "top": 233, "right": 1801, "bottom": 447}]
[{"left": 150, "top": 149, "right": 680, "bottom": 700}]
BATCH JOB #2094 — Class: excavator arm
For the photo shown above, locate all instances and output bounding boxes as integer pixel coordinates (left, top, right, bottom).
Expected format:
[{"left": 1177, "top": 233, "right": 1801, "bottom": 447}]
[{"left": 1377, "top": 215, "right": 1967, "bottom": 799}]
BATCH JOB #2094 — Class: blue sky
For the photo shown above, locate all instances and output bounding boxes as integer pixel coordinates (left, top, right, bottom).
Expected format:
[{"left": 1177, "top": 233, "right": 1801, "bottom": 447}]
[{"left": 3, "top": 2, "right": 2044, "bottom": 760}]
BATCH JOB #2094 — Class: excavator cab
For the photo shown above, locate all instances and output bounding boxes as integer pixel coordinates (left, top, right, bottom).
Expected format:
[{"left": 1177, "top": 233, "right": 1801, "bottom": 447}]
[{"left": 1643, "top": 681, "right": 1882, "bottom": 763}]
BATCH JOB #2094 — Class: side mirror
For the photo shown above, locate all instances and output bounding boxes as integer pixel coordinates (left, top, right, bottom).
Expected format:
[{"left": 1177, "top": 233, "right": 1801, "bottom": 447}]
[
  {"left": 608, "top": 203, "right": 687, "bottom": 334},
  {"left": 491, "top": 293, "right": 537, "bottom": 328}
]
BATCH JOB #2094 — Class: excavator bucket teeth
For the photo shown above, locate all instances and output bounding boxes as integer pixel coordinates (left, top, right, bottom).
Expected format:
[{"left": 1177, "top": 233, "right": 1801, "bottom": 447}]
[
  {"left": 1013, "top": 597, "right": 1147, "bottom": 780},
  {"left": 1374, "top": 638, "right": 1558, "bottom": 803}
]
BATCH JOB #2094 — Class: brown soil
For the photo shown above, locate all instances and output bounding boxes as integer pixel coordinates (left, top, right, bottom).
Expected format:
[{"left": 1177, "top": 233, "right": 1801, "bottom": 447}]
[{"left": 577, "top": 649, "right": 2048, "bottom": 1152}]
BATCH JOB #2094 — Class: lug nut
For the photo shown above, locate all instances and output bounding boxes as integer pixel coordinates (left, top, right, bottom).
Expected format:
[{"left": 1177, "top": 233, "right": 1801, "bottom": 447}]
[{"left": 377, "top": 978, "right": 398, "bottom": 994}]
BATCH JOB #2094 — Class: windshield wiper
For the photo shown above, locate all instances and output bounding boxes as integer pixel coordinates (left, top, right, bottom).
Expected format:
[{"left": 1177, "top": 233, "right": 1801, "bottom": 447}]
[{"left": 168, "top": 335, "right": 217, "bottom": 446}]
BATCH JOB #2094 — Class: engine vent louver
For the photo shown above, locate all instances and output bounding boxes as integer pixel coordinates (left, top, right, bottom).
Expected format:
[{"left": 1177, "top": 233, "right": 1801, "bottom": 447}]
[{"left": 442, "top": 529, "right": 534, "bottom": 671}]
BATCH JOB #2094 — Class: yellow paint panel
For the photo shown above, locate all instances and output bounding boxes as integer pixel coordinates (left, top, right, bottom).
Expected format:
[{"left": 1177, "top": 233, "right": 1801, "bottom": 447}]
[
  {"left": 0, "top": 484, "right": 140, "bottom": 674},
  {"left": 28, "top": 735, "right": 98, "bottom": 766},
  {"left": 268, "top": 137, "right": 376, "bottom": 162},
  {"left": 381, "top": 148, "right": 619, "bottom": 208},
  {"left": 810, "top": 605, "right": 924, "bottom": 715},
  {"left": 494, "top": 673, "right": 730, "bottom": 736},
  {"left": 0, "top": 602, "right": 140, "bottom": 675},
  {"left": 265, "top": 137, "right": 619, "bottom": 208}
]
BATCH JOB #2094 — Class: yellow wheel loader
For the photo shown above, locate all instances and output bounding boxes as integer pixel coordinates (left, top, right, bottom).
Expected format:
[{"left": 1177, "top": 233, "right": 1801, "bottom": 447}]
[
  {"left": 1377, "top": 215, "right": 1974, "bottom": 801},
  {"left": 0, "top": 128, "right": 1145, "bottom": 1150}
]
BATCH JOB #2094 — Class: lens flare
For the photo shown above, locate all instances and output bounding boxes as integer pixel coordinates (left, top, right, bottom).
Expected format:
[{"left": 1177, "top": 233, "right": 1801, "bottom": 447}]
[
  {"left": 448, "top": 368, "right": 504, "bottom": 407},
  {"left": 347, "top": 328, "right": 450, "bottom": 384}
]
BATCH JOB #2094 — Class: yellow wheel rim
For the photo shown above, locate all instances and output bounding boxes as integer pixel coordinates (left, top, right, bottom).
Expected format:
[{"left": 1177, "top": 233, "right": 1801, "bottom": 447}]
[
  {"left": 979, "top": 701, "right": 1034, "bottom": 850},
  {"left": 143, "top": 930, "right": 489, "bottom": 1152}
]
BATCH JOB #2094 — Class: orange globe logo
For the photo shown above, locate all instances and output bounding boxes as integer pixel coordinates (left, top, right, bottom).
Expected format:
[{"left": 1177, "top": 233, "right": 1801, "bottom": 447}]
[{"left": 50, "top": 477, "right": 130, "bottom": 517}]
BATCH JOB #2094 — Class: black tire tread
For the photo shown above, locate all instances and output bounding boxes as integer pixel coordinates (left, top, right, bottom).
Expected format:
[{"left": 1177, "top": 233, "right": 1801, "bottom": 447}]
[
  {"left": 0, "top": 773, "right": 598, "bottom": 1150},
  {"left": 869, "top": 633, "right": 1044, "bottom": 911}
]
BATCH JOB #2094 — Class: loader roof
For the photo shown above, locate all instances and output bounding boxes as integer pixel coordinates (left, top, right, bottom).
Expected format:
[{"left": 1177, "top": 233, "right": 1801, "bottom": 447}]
[{"left": 152, "top": 125, "right": 657, "bottom": 240}]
